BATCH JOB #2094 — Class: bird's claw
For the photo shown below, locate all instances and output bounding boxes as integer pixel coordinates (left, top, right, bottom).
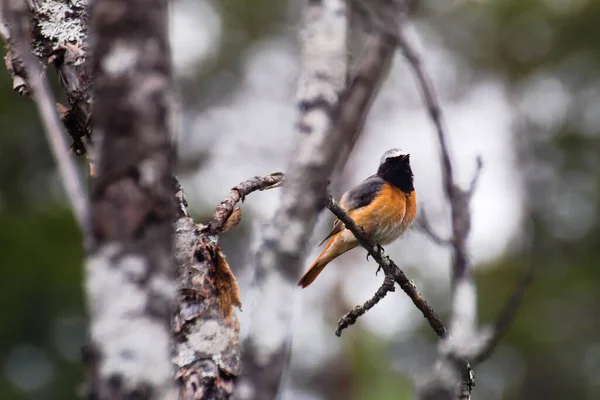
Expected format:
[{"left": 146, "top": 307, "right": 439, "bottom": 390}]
[
  {"left": 375, "top": 265, "right": 383, "bottom": 276},
  {"left": 367, "top": 244, "right": 384, "bottom": 262}
]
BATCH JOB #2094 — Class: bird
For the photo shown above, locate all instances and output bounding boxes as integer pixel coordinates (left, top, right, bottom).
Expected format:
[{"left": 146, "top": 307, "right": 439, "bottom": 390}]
[{"left": 297, "top": 148, "right": 417, "bottom": 288}]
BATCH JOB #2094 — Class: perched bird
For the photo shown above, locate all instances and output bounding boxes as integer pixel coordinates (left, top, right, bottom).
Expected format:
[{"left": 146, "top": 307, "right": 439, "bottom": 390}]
[{"left": 298, "top": 148, "right": 417, "bottom": 288}]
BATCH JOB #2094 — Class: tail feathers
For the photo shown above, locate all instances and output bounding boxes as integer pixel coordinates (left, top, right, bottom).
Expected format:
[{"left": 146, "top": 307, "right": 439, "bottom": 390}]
[
  {"left": 298, "top": 236, "right": 356, "bottom": 288},
  {"left": 297, "top": 258, "right": 329, "bottom": 288}
]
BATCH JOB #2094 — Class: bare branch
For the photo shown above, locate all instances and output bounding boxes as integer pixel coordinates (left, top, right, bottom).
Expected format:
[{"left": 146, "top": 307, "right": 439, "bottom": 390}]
[
  {"left": 393, "top": 14, "right": 481, "bottom": 400},
  {"left": 398, "top": 32, "right": 454, "bottom": 199},
  {"left": 334, "top": 2, "right": 397, "bottom": 170},
  {"left": 400, "top": 22, "right": 530, "bottom": 396},
  {"left": 2, "top": 0, "right": 92, "bottom": 155},
  {"left": 326, "top": 197, "right": 447, "bottom": 339},
  {"left": 416, "top": 208, "right": 452, "bottom": 247},
  {"left": 397, "top": 27, "right": 476, "bottom": 286},
  {"left": 206, "top": 172, "right": 284, "bottom": 234},
  {"left": 467, "top": 156, "right": 483, "bottom": 199},
  {"left": 394, "top": 13, "right": 529, "bottom": 400},
  {"left": 33, "top": 0, "right": 91, "bottom": 155},
  {"left": 1, "top": 0, "right": 90, "bottom": 235},
  {"left": 336, "top": 273, "right": 396, "bottom": 336}
]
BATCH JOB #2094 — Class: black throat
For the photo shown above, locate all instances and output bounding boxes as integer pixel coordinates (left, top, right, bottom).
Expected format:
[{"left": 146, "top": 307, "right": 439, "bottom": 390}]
[{"left": 377, "top": 157, "right": 414, "bottom": 193}]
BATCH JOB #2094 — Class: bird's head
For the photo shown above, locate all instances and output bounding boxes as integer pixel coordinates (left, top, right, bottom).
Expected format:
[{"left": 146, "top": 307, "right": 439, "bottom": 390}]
[{"left": 377, "top": 148, "right": 414, "bottom": 192}]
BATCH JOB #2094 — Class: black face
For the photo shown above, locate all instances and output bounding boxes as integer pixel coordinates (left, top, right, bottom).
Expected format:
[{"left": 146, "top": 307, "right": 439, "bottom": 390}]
[{"left": 376, "top": 154, "right": 414, "bottom": 193}]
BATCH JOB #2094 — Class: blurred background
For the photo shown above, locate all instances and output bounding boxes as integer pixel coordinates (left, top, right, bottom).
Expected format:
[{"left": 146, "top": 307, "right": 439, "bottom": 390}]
[{"left": 1, "top": 0, "right": 599, "bottom": 399}]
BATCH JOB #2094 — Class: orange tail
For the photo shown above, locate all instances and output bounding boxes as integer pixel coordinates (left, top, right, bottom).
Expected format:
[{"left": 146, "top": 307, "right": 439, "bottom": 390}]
[{"left": 297, "top": 236, "right": 355, "bottom": 288}]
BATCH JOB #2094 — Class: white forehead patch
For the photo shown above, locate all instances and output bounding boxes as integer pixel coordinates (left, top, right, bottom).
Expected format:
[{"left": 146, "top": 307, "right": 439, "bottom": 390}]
[{"left": 380, "top": 148, "right": 409, "bottom": 165}]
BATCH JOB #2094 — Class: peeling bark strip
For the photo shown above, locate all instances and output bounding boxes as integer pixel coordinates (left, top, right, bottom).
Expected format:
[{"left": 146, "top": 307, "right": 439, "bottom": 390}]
[
  {"left": 84, "top": 1, "right": 177, "bottom": 399},
  {"left": 172, "top": 175, "right": 284, "bottom": 399}
]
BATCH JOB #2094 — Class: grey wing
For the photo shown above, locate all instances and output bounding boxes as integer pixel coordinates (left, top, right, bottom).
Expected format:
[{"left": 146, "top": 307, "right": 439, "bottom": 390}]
[
  {"left": 318, "top": 175, "right": 385, "bottom": 246},
  {"left": 340, "top": 174, "right": 385, "bottom": 211}
]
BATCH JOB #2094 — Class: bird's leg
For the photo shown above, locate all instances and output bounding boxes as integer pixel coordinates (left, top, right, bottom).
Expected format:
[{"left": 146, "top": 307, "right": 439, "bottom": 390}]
[
  {"left": 373, "top": 243, "right": 385, "bottom": 275},
  {"left": 366, "top": 243, "right": 384, "bottom": 262}
]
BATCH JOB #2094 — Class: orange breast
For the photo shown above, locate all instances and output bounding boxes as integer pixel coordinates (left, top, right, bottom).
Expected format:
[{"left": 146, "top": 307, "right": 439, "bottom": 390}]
[{"left": 346, "top": 183, "right": 417, "bottom": 245}]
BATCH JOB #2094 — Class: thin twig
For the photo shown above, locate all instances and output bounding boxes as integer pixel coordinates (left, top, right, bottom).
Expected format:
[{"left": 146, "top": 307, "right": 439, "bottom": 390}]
[
  {"left": 206, "top": 172, "right": 284, "bottom": 234},
  {"left": 397, "top": 26, "right": 477, "bottom": 284},
  {"left": 396, "top": 17, "right": 480, "bottom": 400},
  {"left": 3, "top": 0, "right": 89, "bottom": 235},
  {"left": 416, "top": 208, "right": 452, "bottom": 247},
  {"left": 336, "top": 273, "right": 396, "bottom": 336},
  {"left": 467, "top": 156, "right": 484, "bottom": 199},
  {"left": 327, "top": 197, "right": 447, "bottom": 338}
]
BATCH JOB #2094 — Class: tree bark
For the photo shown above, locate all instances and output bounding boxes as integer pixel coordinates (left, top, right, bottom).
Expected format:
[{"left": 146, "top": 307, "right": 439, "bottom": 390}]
[
  {"left": 83, "top": 0, "right": 178, "bottom": 399},
  {"left": 240, "top": 1, "right": 349, "bottom": 398}
]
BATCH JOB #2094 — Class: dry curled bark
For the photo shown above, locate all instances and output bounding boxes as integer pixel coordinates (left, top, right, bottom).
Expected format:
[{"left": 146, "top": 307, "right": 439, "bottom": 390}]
[{"left": 83, "top": 0, "right": 177, "bottom": 399}]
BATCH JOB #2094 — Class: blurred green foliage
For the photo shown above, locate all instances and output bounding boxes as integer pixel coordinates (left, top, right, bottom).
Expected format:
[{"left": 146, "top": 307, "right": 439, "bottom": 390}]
[{"left": 2, "top": 0, "right": 600, "bottom": 399}]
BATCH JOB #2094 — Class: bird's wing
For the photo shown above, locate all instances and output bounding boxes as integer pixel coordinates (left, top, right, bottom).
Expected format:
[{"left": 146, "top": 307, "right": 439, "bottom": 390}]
[{"left": 318, "top": 175, "right": 385, "bottom": 246}]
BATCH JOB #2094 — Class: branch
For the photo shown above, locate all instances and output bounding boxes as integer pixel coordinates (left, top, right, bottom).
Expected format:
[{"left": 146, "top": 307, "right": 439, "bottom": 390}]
[
  {"left": 416, "top": 208, "right": 451, "bottom": 247},
  {"left": 35, "top": 0, "right": 91, "bottom": 155},
  {"left": 83, "top": 0, "right": 177, "bottom": 398},
  {"left": 398, "top": 31, "right": 475, "bottom": 285},
  {"left": 2, "top": 0, "right": 92, "bottom": 157},
  {"left": 1, "top": 0, "right": 90, "bottom": 235},
  {"left": 206, "top": 172, "right": 284, "bottom": 234},
  {"left": 326, "top": 197, "right": 447, "bottom": 338},
  {"left": 336, "top": 270, "right": 396, "bottom": 336},
  {"left": 467, "top": 156, "right": 483, "bottom": 199},
  {"left": 392, "top": 21, "right": 478, "bottom": 400},
  {"left": 334, "top": 1, "right": 397, "bottom": 171},
  {"left": 394, "top": 16, "right": 529, "bottom": 400}
]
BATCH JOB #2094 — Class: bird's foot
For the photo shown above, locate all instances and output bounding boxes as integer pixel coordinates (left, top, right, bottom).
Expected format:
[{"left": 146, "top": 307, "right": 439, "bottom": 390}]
[{"left": 375, "top": 264, "right": 383, "bottom": 276}]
